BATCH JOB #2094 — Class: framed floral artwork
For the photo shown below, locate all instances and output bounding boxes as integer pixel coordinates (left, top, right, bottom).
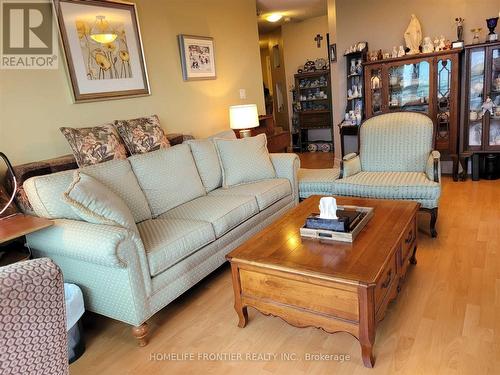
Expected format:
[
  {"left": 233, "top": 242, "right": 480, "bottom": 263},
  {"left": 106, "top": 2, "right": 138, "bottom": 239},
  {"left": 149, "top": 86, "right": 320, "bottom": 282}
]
[
  {"left": 178, "top": 35, "right": 216, "bottom": 81},
  {"left": 54, "top": 0, "right": 150, "bottom": 102}
]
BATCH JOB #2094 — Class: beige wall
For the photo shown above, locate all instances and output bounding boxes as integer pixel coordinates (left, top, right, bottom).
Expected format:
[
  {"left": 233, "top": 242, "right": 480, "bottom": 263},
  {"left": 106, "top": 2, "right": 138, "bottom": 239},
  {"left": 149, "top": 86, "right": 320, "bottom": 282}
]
[
  {"left": 282, "top": 15, "right": 329, "bottom": 129},
  {"left": 0, "top": 0, "right": 265, "bottom": 166},
  {"left": 328, "top": 0, "right": 500, "bottom": 161}
]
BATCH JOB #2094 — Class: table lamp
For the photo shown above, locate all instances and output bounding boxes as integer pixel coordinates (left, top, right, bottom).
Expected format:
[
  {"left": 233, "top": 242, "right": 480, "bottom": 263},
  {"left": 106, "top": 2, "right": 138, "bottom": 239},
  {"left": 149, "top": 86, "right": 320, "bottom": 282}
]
[
  {"left": 0, "top": 152, "right": 17, "bottom": 218},
  {"left": 229, "top": 104, "right": 259, "bottom": 138}
]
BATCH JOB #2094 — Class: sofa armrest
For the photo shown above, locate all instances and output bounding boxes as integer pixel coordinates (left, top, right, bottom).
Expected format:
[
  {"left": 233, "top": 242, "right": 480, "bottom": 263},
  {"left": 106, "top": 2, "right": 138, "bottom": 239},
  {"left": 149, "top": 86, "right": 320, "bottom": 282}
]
[
  {"left": 270, "top": 153, "right": 300, "bottom": 204},
  {"left": 426, "top": 150, "right": 441, "bottom": 183},
  {"left": 340, "top": 153, "right": 361, "bottom": 179},
  {"left": 27, "top": 219, "right": 144, "bottom": 268}
]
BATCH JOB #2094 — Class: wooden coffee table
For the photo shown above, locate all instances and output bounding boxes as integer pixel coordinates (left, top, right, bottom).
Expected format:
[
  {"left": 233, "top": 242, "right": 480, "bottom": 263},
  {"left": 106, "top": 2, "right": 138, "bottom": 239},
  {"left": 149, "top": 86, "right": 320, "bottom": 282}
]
[{"left": 226, "top": 196, "right": 419, "bottom": 368}]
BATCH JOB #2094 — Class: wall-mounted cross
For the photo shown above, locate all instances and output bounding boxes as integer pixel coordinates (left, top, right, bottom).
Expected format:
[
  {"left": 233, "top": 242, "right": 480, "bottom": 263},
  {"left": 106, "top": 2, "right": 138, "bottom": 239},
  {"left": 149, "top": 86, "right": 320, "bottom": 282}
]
[{"left": 314, "top": 34, "right": 323, "bottom": 48}]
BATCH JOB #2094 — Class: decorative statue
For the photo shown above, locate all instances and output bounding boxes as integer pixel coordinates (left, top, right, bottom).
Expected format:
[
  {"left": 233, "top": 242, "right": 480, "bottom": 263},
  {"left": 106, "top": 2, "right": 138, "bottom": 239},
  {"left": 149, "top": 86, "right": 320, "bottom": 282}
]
[
  {"left": 391, "top": 46, "right": 398, "bottom": 58},
  {"left": 404, "top": 14, "right": 422, "bottom": 55},
  {"left": 437, "top": 36, "right": 446, "bottom": 51},
  {"left": 319, "top": 197, "right": 338, "bottom": 220},
  {"left": 455, "top": 17, "right": 465, "bottom": 41},
  {"left": 397, "top": 45, "right": 406, "bottom": 57},
  {"left": 422, "top": 37, "right": 434, "bottom": 53},
  {"left": 371, "top": 76, "right": 381, "bottom": 89}
]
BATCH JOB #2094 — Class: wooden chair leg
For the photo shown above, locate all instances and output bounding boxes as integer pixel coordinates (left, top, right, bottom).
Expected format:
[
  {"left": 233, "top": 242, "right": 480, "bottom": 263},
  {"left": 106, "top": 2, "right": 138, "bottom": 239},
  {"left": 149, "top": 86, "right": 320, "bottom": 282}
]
[
  {"left": 131, "top": 322, "right": 149, "bottom": 347},
  {"left": 429, "top": 208, "right": 438, "bottom": 238}
]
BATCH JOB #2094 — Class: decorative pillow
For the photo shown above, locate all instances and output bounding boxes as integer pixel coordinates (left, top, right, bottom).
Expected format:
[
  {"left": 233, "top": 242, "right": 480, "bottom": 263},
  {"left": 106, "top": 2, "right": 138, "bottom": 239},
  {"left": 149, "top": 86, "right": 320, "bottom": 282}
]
[
  {"left": 63, "top": 171, "right": 138, "bottom": 234},
  {"left": 213, "top": 134, "right": 276, "bottom": 188},
  {"left": 60, "top": 124, "right": 127, "bottom": 167},
  {"left": 114, "top": 115, "right": 170, "bottom": 155},
  {"left": 187, "top": 129, "right": 236, "bottom": 193}
]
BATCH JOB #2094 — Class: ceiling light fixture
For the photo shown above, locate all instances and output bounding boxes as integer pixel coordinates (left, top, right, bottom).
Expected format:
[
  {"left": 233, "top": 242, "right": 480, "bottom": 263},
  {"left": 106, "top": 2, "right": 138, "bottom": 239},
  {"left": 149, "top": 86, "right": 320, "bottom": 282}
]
[{"left": 266, "top": 13, "right": 283, "bottom": 23}]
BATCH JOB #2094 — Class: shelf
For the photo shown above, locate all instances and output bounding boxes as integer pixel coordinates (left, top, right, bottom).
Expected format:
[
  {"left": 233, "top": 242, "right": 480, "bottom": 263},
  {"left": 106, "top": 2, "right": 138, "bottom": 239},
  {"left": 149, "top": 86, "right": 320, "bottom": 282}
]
[
  {"left": 347, "top": 96, "right": 363, "bottom": 101},
  {"left": 299, "top": 110, "right": 330, "bottom": 114},
  {"left": 299, "top": 98, "right": 329, "bottom": 102},
  {"left": 299, "top": 85, "right": 328, "bottom": 90},
  {"left": 348, "top": 73, "right": 361, "bottom": 78}
]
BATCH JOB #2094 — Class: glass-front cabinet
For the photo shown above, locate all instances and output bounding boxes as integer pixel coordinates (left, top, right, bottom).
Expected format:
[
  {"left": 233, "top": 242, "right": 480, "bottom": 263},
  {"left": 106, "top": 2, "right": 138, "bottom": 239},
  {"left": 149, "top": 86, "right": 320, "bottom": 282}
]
[
  {"left": 364, "top": 50, "right": 461, "bottom": 179},
  {"left": 461, "top": 41, "right": 500, "bottom": 156}
]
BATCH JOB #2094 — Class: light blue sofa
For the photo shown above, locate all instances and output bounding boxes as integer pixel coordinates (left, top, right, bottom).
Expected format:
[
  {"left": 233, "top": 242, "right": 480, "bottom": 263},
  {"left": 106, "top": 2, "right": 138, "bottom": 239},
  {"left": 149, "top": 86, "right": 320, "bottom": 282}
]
[{"left": 23, "top": 132, "right": 300, "bottom": 345}]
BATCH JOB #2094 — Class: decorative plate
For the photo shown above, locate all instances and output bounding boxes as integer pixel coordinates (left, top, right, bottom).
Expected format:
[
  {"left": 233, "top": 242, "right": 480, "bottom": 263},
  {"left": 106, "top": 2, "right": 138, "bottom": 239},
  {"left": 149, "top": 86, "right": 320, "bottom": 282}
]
[
  {"left": 315, "top": 58, "right": 327, "bottom": 70},
  {"left": 304, "top": 60, "right": 316, "bottom": 72},
  {"left": 307, "top": 143, "right": 318, "bottom": 152}
]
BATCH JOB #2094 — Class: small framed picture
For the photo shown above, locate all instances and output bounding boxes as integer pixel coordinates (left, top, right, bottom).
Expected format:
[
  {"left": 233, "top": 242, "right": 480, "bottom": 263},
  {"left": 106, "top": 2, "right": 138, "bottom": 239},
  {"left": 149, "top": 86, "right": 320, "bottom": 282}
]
[
  {"left": 329, "top": 43, "right": 337, "bottom": 62},
  {"left": 54, "top": 0, "right": 150, "bottom": 103},
  {"left": 178, "top": 35, "right": 216, "bottom": 81}
]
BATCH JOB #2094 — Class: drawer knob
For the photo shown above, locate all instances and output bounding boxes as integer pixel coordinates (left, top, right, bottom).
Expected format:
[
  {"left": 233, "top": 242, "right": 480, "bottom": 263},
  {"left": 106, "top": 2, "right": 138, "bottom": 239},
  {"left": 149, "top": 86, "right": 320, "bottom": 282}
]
[{"left": 381, "top": 269, "right": 392, "bottom": 288}]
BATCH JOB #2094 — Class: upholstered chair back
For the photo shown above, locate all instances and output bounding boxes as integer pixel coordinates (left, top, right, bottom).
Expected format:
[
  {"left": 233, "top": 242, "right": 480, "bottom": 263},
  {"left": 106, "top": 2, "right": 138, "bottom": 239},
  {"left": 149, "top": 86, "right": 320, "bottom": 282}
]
[{"left": 359, "top": 112, "right": 433, "bottom": 172}]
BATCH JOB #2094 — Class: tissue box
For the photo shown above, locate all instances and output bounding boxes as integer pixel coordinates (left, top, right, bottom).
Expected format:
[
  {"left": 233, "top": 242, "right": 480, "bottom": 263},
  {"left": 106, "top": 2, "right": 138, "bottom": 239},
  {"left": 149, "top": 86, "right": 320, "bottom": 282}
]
[{"left": 305, "top": 209, "right": 362, "bottom": 233}]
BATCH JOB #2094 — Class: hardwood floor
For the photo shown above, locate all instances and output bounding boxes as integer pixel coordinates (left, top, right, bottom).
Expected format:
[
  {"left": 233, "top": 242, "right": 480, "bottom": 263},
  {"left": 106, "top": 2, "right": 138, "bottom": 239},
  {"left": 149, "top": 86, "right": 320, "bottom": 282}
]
[
  {"left": 70, "top": 173, "right": 500, "bottom": 374},
  {"left": 296, "top": 151, "right": 335, "bottom": 169}
]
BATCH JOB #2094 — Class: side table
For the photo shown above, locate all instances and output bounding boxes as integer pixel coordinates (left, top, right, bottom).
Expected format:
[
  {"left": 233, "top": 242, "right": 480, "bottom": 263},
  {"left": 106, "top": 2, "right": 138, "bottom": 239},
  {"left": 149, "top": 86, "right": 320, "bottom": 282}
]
[{"left": 0, "top": 214, "right": 53, "bottom": 266}]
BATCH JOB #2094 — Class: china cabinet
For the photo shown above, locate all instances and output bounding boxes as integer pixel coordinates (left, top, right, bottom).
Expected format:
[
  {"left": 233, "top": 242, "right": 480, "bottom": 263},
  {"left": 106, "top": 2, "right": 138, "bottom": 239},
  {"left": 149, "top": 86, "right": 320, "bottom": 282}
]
[
  {"left": 339, "top": 46, "right": 368, "bottom": 157},
  {"left": 459, "top": 41, "right": 500, "bottom": 180},
  {"left": 363, "top": 50, "right": 461, "bottom": 180},
  {"left": 294, "top": 70, "right": 333, "bottom": 152}
]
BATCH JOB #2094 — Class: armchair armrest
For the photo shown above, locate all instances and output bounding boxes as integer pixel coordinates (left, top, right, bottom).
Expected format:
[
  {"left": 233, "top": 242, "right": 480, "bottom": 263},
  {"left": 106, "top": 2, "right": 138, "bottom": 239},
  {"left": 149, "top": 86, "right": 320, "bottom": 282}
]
[
  {"left": 340, "top": 153, "right": 361, "bottom": 179},
  {"left": 426, "top": 150, "right": 441, "bottom": 183},
  {"left": 270, "top": 153, "right": 300, "bottom": 204}
]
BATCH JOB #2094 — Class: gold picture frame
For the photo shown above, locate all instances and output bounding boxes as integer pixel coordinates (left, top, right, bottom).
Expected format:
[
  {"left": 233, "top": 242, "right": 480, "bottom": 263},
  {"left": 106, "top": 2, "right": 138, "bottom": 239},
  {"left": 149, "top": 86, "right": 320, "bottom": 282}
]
[{"left": 54, "top": 0, "right": 150, "bottom": 103}]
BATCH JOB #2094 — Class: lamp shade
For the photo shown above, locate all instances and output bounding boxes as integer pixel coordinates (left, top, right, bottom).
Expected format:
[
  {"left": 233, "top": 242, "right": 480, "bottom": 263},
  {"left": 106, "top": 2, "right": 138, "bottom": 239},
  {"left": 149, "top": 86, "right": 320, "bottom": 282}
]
[{"left": 229, "top": 104, "right": 259, "bottom": 130}]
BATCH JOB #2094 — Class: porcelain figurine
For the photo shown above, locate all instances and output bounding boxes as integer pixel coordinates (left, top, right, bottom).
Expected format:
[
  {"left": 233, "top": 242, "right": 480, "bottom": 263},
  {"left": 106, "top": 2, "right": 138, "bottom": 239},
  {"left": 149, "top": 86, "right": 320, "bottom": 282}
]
[
  {"left": 344, "top": 113, "right": 350, "bottom": 121},
  {"left": 355, "top": 112, "right": 362, "bottom": 125},
  {"left": 371, "top": 76, "right": 381, "bottom": 89},
  {"left": 482, "top": 96, "right": 494, "bottom": 115},
  {"left": 437, "top": 36, "right": 446, "bottom": 51},
  {"left": 422, "top": 37, "right": 434, "bottom": 53},
  {"left": 471, "top": 28, "right": 482, "bottom": 44},
  {"left": 404, "top": 14, "right": 422, "bottom": 54},
  {"left": 356, "top": 60, "right": 363, "bottom": 74},
  {"left": 397, "top": 45, "right": 405, "bottom": 57},
  {"left": 350, "top": 60, "right": 357, "bottom": 74},
  {"left": 391, "top": 46, "right": 398, "bottom": 58},
  {"left": 347, "top": 89, "right": 353, "bottom": 98},
  {"left": 377, "top": 49, "right": 383, "bottom": 60},
  {"left": 352, "top": 85, "right": 359, "bottom": 98}
]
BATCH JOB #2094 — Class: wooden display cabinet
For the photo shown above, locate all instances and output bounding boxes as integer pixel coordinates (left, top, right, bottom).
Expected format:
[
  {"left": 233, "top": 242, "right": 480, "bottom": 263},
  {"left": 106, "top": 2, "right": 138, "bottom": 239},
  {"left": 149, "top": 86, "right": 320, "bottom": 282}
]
[
  {"left": 459, "top": 41, "right": 500, "bottom": 180},
  {"left": 294, "top": 70, "right": 334, "bottom": 152},
  {"left": 363, "top": 50, "right": 461, "bottom": 180}
]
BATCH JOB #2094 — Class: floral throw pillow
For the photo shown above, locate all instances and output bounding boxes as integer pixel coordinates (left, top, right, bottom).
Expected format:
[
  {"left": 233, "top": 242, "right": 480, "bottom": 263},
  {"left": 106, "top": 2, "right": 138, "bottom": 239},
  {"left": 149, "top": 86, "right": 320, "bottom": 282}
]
[
  {"left": 114, "top": 115, "right": 170, "bottom": 155},
  {"left": 60, "top": 124, "right": 127, "bottom": 167}
]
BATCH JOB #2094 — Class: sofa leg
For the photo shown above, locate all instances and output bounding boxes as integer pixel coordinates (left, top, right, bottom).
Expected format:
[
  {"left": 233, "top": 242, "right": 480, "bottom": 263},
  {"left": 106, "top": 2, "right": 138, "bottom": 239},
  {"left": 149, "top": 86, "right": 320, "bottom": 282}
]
[
  {"left": 429, "top": 208, "right": 438, "bottom": 238},
  {"left": 131, "top": 322, "right": 149, "bottom": 347}
]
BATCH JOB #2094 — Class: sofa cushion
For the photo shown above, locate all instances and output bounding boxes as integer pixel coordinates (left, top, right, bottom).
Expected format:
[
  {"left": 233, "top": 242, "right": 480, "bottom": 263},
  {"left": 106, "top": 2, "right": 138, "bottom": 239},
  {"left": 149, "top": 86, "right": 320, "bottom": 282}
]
[
  {"left": 159, "top": 195, "right": 259, "bottom": 238},
  {"left": 209, "top": 179, "right": 291, "bottom": 211},
  {"left": 359, "top": 112, "right": 433, "bottom": 172},
  {"left": 80, "top": 159, "right": 152, "bottom": 223},
  {"left": 138, "top": 218, "right": 215, "bottom": 276},
  {"left": 60, "top": 123, "right": 127, "bottom": 167},
  {"left": 114, "top": 114, "right": 170, "bottom": 155},
  {"left": 63, "top": 172, "right": 138, "bottom": 234},
  {"left": 213, "top": 134, "right": 276, "bottom": 187},
  {"left": 187, "top": 130, "right": 236, "bottom": 193},
  {"left": 24, "top": 170, "right": 81, "bottom": 220},
  {"left": 334, "top": 172, "right": 440, "bottom": 201},
  {"left": 129, "top": 145, "right": 206, "bottom": 217},
  {"left": 298, "top": 168, "right": 339, "bottom": 199}
]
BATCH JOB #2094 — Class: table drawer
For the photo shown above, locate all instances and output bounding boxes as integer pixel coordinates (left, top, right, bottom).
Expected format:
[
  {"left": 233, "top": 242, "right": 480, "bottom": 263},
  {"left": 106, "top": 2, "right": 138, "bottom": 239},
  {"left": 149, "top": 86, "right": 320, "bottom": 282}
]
[
  {"left": 374, "top": 253, "right": 397, "bottom": 308},
  {"left": 401, "top": 217, "right": 416, "bottom": 266},
  {"left": 239, "top": 269, "right": 359, "bottom": 322}
]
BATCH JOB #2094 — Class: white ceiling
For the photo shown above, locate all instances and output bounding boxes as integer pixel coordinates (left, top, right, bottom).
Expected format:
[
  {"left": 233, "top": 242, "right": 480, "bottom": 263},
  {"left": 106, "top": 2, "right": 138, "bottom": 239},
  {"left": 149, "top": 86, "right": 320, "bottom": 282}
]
[{"left": 256, "top": 0, "right": 327, "bottom": 34}]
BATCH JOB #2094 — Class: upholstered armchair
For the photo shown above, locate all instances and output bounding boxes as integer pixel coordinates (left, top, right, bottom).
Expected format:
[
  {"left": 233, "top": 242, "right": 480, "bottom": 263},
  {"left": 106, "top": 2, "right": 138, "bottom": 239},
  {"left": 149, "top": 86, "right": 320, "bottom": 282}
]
[
  {"left": 336, "top": 112, "right": 441, "bottom": 237},
  {"left": 0, "top": 258, "right": 69, "bottom": 375}
]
